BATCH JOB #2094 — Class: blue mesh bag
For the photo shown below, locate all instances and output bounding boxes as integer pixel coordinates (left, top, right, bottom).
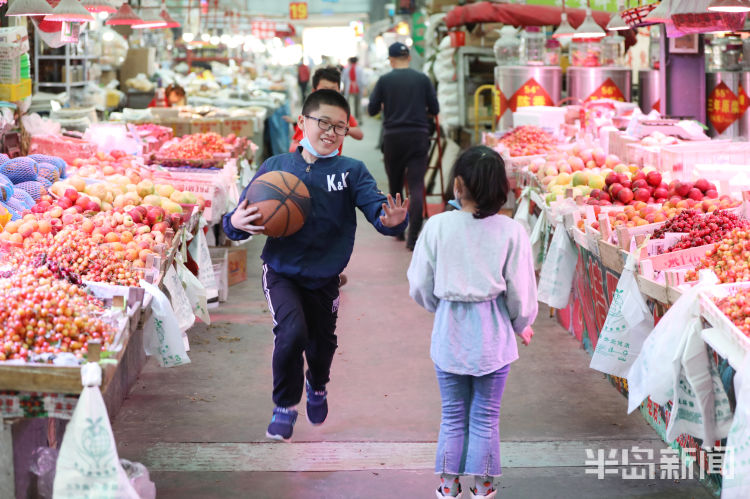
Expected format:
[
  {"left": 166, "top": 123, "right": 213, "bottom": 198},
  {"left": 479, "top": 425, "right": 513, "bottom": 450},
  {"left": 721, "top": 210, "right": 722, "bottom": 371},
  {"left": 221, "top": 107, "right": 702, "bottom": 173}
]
[
  {"left": 36, "top": 162, "right": 60, "bottom": 183},
  {"left": 0, "top": 154, "right": 9, "bottom": 164},
  {"left": 0, "top": 201, "right": 21, "bottom": 221},
  {"left": 11, "top": 187, "right": 36, "bottom": 208},
  {"left": 28, "top": 155, "right": 66, "bottom": 178},
  {"left": 0, "top": 173, "right": 12, "bottom": 202},
  {"left": 14, "top": 181, "right": 47, "bottom": 201},
  {"left": 6, "top": 197, "right": 27, "bottom": 214},
  {"left": 37, "top": 177, "right": 52, "bottom": 189},
  {"left": 0, "top": 157, "right": 38, "bottom": 184}
]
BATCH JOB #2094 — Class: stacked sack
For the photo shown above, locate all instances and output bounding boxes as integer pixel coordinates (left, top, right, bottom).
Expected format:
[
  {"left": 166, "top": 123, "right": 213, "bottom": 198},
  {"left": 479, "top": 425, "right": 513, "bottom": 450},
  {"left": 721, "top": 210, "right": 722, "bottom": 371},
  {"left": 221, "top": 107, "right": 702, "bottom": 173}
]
[
  {"left": 434, "top": 36, "right": 460, "bottom": 127},
  {"left": 0, "top": 154, "right": 67, "bottom": 220}
]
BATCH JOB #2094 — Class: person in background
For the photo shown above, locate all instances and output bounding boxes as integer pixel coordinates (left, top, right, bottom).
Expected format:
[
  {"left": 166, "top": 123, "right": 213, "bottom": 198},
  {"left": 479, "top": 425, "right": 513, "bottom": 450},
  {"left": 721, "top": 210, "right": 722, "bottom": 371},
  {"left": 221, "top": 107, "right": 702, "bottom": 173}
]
[
  {"left": 342, "top": 57, "right": 364, "bottom": 121},
  {"left": 407, "top": 146, "right": 537, "bottom": 499},
  {"left": 368, "top": 42, "right": 439, "bottom": 251},
  {"left": 289, "top": 66, "right": 364, "bottom": 154},
  {"left": 298, "top": 61, "right": 311, "bottom": 100},
  {"left": 148, "top": 83, "right": 186, "bottom": 108},
  {"left": 288, "top": 66, "right": 364, "bottom": 288}
]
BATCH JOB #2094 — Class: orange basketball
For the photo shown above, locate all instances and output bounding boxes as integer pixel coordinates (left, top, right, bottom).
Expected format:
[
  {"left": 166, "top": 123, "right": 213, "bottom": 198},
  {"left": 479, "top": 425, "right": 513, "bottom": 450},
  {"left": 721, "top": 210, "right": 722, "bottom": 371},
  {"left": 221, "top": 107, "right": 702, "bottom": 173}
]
[{"left": 245, "top": 171, "right": 311, "bottom": 238}]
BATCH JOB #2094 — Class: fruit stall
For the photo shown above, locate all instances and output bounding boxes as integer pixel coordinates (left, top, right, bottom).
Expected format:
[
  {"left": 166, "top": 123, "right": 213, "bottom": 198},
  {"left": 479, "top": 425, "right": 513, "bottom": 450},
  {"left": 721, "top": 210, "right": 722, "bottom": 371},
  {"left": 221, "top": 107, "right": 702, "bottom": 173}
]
[
  {"left": 0, "top": 118, "right": 252, "bottom": 495},
  {"left": 492, "top": 122, "right": 750, "bottom": 495}
]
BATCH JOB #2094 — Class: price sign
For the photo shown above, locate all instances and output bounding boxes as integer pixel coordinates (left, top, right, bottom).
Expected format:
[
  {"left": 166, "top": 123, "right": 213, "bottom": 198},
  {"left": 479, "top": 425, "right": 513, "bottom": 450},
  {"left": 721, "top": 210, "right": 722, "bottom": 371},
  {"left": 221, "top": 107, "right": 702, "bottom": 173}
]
[
  {"left": 738, "top": 83, "right": 750, "bottom": 117},
  {"left": 585, "top": 78, "right": 625, "bottom": 103},
  {"left": 289, "top": 2, "right": 308, "bottom": 20},
  {"left": 707, "top": 81, "right": 740, "bottom": 135},
  {"left": 509, "top": 78, "right": 554, "bottom": 110}
]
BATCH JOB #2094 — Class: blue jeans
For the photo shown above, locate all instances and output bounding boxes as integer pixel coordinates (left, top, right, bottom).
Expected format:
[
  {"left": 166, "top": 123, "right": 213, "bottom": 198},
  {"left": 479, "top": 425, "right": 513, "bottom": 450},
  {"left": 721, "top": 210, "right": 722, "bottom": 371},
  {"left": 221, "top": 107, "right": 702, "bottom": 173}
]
[{"left": 434, "top": 364, "right": 510, "bottom": 477}]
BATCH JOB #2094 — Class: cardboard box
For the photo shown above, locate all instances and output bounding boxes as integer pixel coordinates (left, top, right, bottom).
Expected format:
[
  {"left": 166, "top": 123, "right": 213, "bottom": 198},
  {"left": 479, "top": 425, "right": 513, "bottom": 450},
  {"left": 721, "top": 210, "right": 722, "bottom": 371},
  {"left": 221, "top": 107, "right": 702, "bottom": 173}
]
[
  {"left": 191, "top": 117, "right": 223, "bottom": 135},
  {"left": 426, "top": 0, "right": 459, "bottom": 13},
  {"left": 227, "top": 247, "right": 247, "bottom": 286},
  {"left": 120, "top": 47, "right": 156, "bottom": 86},
  {"left": 161, "top": 118, "right": 192, "bottom": 137},
  {"left": 222, "top": 117, "right": 254, "bottom": 138}
]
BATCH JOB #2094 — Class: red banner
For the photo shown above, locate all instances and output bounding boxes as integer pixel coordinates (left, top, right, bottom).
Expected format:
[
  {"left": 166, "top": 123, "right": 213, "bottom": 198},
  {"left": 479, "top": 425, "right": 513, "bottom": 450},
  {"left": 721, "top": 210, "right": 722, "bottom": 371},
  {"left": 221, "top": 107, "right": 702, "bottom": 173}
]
[
  {"left": 738, "top": 83, "right": 750, "bottom": 117},
  {"left": 585, "top": 78, "right": 626, "bottom": 103},
  {"left": 707, "top": 81, "right": 740, "bottom": 135}
]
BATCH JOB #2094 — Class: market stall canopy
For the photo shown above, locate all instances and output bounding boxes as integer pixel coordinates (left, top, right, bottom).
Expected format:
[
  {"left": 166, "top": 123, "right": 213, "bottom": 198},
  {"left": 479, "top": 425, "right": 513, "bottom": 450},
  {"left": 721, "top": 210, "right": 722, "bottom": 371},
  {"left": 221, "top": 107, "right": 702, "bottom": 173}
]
[
  {"left": 445, "top": 1, "right": 612, "bottom": 29},
  {"left": 445, "top": 1, "right": 636, "bottom": 49}
]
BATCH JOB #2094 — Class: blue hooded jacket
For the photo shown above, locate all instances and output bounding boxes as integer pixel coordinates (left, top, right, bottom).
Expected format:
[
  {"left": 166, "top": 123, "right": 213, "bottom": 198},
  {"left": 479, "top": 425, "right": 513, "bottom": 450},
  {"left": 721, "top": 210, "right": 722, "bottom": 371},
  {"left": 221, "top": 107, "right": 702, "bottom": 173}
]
[{"left": 223, "top": 149, "right": 408, "bottom": 289}]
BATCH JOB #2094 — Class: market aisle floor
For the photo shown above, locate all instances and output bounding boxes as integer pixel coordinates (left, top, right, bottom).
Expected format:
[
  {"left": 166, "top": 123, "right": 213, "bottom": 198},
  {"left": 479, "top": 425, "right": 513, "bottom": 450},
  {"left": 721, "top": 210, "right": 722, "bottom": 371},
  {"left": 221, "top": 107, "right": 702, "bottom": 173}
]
[{"left": 113, "top": 118, "right": 712, "bottom": 498}]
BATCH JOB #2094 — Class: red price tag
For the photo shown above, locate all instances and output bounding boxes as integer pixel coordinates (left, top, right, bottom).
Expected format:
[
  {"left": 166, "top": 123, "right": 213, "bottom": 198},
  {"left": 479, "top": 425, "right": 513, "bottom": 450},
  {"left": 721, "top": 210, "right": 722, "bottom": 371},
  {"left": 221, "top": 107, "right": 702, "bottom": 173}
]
[{"left": 289, "top": 2, "right": 308, "bottom": 20}]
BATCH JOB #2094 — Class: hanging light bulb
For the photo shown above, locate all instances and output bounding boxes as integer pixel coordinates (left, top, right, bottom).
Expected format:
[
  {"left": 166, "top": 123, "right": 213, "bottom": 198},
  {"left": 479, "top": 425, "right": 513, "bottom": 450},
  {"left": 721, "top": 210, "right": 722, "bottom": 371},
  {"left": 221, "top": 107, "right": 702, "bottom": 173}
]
[
  {"left": 708, "top": 0, "right": 750, "bottom": 12},
  {"left": 607, "top": 0, "right": 629, "bottom": 31},
  {"left": 644, "top": 0, "right": 672, "bottom": 23},
  {"left": 45, "top": 0, "right": 95, "bottom": 22},
  {"left": 6, "top": 0, "right": 54, "bottom": 16},
  {"left": 573, "top": 7, "right": 607, "bottom": 39},
  {"left": 553, "top": 12, "right": 577, "bottom": 38},
  {"left": 182, "top": 32, "right": 195, "bottom": 42},
  {"left": 105, "top": 3, "right": 143, "bottom": 25},
  {"left": 81, "top": 0, "right": 117, "bottom": 14},
  {"left": 160, "top": 9, "right": 180, "bottom": 28},
  {"left": 132, "top": 9, "right": 168, "bottom": 29}
]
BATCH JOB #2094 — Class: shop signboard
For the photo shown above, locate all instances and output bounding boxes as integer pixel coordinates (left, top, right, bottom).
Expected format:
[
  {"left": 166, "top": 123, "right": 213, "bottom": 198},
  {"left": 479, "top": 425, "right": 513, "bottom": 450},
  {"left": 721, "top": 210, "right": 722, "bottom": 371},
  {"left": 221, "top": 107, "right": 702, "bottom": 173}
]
[{"left": 289, "top": 2, "right": 308, "bottom": 20}]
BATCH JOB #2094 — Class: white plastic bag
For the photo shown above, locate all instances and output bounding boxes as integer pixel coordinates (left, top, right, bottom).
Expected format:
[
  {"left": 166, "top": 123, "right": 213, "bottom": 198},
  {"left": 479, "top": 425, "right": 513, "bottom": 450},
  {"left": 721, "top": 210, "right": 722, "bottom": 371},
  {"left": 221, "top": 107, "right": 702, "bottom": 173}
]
[
  {"left": 722, "top": 353, "right": 750, "bottom": 498},
  {"left": 175, "top": 252, "right": 210, "bottom": 325},
  {"left": 53, "top": 363, "right": 139, "bottom": 498},
  {"left": 513, "top": 186, "right": 533, "bottom": 235},
  {"left": 162, "top": 263, "right": 195, "bottom": 333},
  {"left": 626, "top": 270, "right": 719, "bottom": 413},
  {"left": 537, "top": 222, "right": 578, "bottom": 309},
  {"left": 188, "top": 217, "right": 218, "bottom": 295},
  {"left": 141, "top": 280, "right": 191, "bottom": 368},
  {"left": 665, "top": 321, "right": 731, "bottom": 445},
  {"left": 590, "top": 254, "right": 654, "bottom": 377}
]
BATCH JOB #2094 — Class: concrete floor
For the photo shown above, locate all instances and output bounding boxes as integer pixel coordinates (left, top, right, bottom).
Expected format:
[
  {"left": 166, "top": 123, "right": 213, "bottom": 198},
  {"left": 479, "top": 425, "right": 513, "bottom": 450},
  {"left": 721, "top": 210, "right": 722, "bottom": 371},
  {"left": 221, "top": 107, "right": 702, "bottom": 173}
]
[{"left": 112, "top": 117, "right": 714, "bottom": 498}]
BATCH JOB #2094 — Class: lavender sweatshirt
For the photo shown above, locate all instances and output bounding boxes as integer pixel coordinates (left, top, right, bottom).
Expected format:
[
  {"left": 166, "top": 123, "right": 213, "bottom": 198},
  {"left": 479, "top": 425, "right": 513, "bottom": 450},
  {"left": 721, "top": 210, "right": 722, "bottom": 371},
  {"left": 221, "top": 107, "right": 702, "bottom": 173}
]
[{"left": 407, "top": 211, "right": 538, "bottom": 376}]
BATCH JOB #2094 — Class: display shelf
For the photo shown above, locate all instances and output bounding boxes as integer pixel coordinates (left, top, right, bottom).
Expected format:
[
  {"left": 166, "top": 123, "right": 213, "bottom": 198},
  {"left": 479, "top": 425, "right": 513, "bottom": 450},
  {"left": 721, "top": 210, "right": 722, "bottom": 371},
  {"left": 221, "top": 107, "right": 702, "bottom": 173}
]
[
  {"left": 36, "top": 81, "right": 88, "bottom": 88},
  {"left": 33, "top": 30, "right": 96, "bottom": 96},
  {"left": 35, "top": 55, "right": 97, "bottom": 61}
]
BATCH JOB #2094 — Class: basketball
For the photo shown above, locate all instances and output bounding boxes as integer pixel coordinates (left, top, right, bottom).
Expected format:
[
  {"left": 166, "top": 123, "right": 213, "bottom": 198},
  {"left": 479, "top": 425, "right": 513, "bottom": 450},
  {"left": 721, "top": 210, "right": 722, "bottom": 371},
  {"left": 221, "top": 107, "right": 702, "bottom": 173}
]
[{"left": 245, "top": 171, "right": 311, "bottom": 238}]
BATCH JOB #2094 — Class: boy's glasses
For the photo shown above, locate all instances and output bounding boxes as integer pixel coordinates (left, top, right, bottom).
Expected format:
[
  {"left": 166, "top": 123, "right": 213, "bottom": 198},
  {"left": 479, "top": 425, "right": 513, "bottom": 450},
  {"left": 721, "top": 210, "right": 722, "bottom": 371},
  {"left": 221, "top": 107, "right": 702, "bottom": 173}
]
[{"left": 304, "top": 115, "right": 349, "bottom": 136}]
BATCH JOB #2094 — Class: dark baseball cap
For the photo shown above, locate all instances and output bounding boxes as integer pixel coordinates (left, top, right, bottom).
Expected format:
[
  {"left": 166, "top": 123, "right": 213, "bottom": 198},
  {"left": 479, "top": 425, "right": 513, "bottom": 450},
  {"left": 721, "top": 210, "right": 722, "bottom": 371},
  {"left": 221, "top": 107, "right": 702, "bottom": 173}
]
[{"left": 388, "top": 42, "right": 409, "bottom": 58}]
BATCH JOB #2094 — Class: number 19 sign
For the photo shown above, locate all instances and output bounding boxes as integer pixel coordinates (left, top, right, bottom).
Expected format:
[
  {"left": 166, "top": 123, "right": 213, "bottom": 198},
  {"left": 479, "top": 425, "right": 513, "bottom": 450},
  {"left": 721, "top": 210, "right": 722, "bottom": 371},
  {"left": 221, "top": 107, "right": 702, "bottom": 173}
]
[{"left": 290, "top": 2, "right": 308, "bottom": 20}]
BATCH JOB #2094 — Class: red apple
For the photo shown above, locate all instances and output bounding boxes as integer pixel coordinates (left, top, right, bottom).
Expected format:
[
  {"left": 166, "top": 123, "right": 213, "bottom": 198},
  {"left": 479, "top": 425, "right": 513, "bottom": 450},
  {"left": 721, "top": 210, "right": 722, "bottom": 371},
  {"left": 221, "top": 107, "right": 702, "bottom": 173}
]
[
  {"left": 146, "top": 206, "right": 165, "bottom": 225},
  {"left": 590, "top": 188, "right": 602, "bottom": 199},
  {"left": 599, "top": 191, "right": 611, "bottom": 202},
  {"left": 151, "top": 221, "right": 170, "bottom": 233},
  {"left": 64, "top": 188, "right": 79, "bottom": 202},
  {"left": 609, "top": 183, "right": 623, "bottom": 198},
  {"left": 646, "top": 171, "right": 662, "bottom": 188},
  {"left": 675, "top": 181, "right": 692, "bottom": 198},
  {"left": 632, "top": 170, "right": 646, "bottom": 182},
  {"left": 621, "top": 179, "right": 632, "bottom": 189},
  {"left": 632, "top": 179, "right": 649, "bottom": 190},
  {"left": 633, "top": 188, "right": 650, "bottom": 202},
  {"left": 688, "top": 188, "right": 704, "bottom": 201},
  {"left": 605, "top": 172, "right": 619, "bottom": 186},
  {"left": 705, "top": 189, "right": 719, "bottom": 199},
  {"left": 653, "top": 187, "right": 669, "bottom": 199},
  {"left": 694, "top": 178, "right": 711, "bottom": 193},
  {"left": 617, "top": 187, "right": 634, "bottom": 204}
]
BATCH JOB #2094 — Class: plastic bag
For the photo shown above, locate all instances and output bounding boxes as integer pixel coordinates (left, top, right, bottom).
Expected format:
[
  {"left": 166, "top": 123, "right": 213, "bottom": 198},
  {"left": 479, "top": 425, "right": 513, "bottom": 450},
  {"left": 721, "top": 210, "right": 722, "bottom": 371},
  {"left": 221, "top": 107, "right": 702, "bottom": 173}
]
[
  {"left": 626, "top": 270, "right": 719, "bottom": 413},
  {"left": 513, "top": 186, "right": 533, "bottom": 235},
  {"left": 162, "top": 263, "right": 195, "bottom": 333},
  {"left": 188, "top": 217, "right": 218, "bottom": 296},
  {"left": 590, "top": 254, "right": 654, "bottom": 378},
  {"left": 30, "top": 447, "right": 59, "bottom": 499},
  {"left": 175, "top": 252, "right": 210, "bottom": 325},
  {"left": 141, "top": 279, "right": 191, "bottom": 368},
  {"left": 665, "top": 321, "right": 731, "bottom": 446},
  {"left": 53, "top": 363, "right": 139, "bottom": 498},
  {"left": 722, "top": 354, "right": 750, "bottom": 498},
  {"left": 537, "top": 222, "right": 578, "bottom": 309},
  {"left": 120, "top": 459, "right": 156, "bottom": 499}
]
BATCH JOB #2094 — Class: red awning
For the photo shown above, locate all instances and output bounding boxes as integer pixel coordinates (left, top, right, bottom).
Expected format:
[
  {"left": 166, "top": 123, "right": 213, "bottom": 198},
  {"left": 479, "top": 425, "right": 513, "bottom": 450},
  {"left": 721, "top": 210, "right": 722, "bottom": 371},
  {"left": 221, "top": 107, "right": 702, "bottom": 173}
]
[
  {"left": 444, "top": 2, "right": 637, "bottom": 50},
  {"left": 445, "top": 2, "right": 612, "bottom": 29}
]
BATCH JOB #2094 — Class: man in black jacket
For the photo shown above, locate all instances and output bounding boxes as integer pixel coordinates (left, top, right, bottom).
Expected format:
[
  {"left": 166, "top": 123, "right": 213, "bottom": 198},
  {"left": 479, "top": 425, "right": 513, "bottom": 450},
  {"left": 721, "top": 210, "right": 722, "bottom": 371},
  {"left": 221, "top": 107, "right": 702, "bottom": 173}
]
[{"left": 368, "top": 42, "right": 439, "bottom": 250}]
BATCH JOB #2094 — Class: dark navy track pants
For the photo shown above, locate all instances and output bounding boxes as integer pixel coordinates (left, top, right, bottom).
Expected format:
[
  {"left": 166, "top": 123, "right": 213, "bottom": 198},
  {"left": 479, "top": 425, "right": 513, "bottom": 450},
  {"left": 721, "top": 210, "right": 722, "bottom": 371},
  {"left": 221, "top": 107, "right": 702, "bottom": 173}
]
[{"left": 262, "top": 264, "right": 340, "bottom": 407}]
